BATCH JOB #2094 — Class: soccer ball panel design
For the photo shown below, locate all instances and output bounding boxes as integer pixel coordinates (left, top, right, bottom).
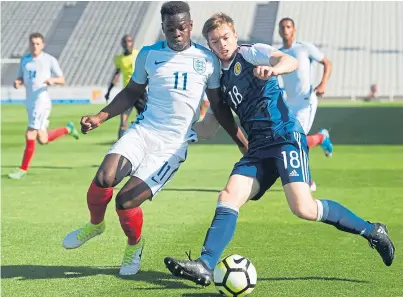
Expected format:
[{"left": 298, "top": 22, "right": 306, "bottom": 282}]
[{"left": 213, "top": 254, "right": 257, "bottom": 297}]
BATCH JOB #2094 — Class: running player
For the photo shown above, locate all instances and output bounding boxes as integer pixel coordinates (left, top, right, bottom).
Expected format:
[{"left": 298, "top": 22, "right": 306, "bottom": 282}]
[
  {"left": 62, "top": 2, "right": 247, "bottom": 276},
  {"left": 104, "top": 34, "right": 147, "bottom": 139},
  {"left": 8, "top": 32, "right": 79, "bottom": 180},
  {"left": 278, "top": 17, "right": 333, "bottom": 191},
  {"left": 164, "top": 13, "right": 395, "bottom": 286}
]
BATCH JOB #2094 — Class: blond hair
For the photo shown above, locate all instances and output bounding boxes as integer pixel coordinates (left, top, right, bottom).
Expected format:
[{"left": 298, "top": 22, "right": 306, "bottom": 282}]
[{"left": 202, "top": 13, "right": 235, "bottom": 40}]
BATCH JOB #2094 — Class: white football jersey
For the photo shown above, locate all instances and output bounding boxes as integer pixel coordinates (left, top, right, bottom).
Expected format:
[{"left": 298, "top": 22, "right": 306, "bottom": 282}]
[
  {"left": 279, "top": 41, "right": 324, "bottom": 105},
  {"left": 19, "top": 52, "right": 63, "bottom": 105},
  {"left": 131, "top": 41, "right": 220, "bottom": 143}
]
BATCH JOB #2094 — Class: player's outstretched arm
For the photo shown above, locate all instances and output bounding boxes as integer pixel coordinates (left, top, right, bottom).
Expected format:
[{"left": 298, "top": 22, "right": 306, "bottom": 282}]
[
  {"left": 241, "top": 43, "right": 297, "bottom": 79},
  {"left": 80, "top": 80, "right": 146, "bottom": 134},
  {"left": 268, "top": 51, "right": 298, "bottom": 76},
  {"left": 98, "top": 79, "right": 146, "bottom": 122},
  {"left": 206, "top": 88, "right": 248, "bottom": 152}
]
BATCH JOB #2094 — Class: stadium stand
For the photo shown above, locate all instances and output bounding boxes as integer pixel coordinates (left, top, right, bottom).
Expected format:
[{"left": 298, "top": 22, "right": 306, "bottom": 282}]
[
  {"left": 273, "top": 1, "right": 403, "bottom": 97},
  {"left": 59, "top": 1, "right": 150, "bottom": 86},
  {"left": 1, "top": 1, "right": 65, "bottom": 58},
  {"left": 1, "top": 1, "right": 402, "bottom": 98}
]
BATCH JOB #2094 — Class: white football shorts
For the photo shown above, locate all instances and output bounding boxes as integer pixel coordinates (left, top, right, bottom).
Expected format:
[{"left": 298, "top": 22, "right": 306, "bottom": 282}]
[
  {"left": 107, "top": 124, "right": 188, "bottom": 196},
  {"left": 26, "top": 104, "right": 51, "bottom": 130},
  {"left": 288, "top": 92, "right": 318, "bottom": 134}
]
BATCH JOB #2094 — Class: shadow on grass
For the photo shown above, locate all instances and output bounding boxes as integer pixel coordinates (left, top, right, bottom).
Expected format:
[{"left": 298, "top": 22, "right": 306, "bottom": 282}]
[
  {"left": 164, "top": 188, "right": 221, "bottom": 193},
  {"left": 1, "top": 265, "right": 197, "bottom": 289},
  {"left": 164, "top": 188, "right": 281, "bottom": 193},
  {"left": 1, "top": 165, "right": 99, "bottom": 170},
  {"left": 180, "top": 276, "right": 369, "bottom": 296},
  {"left": 258, "top": 276, "right": 369, "bottom": 283}
]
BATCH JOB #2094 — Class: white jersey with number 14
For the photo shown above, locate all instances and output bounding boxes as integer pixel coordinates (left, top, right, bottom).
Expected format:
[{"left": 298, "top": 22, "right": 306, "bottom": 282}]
[{"left": 19, "top": 52, "right": 63, "bottom": 107}]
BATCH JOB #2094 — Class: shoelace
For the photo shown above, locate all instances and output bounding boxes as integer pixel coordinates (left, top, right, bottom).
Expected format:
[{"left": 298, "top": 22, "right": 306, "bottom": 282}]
[
  {"left": 185, "top": 250, "right": 193, "bottom": 261},
  {"left": 122, "top": 247, "right": 142, "bottom": 266},
  {"left": 368, "top": 239, "right": 378, "bottom": 249},
  {"left": 122, "top": 249, "right": 137, "bottom": 266}
]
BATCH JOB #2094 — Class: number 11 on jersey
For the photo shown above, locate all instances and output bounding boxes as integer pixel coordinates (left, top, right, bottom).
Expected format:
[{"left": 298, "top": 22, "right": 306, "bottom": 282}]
[{"left": 174, "top": 72, "right": 187, "bottom": 90}]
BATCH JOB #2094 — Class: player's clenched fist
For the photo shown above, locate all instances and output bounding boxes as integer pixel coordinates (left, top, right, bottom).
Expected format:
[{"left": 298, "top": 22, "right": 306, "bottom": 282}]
[
  {"left": 80, "top": 115, "right": 102, "bottom": 134},
  {"left": 253, "top": 66, "right": 278, "bottom": 80},
  {"left": 14, "top": 79, "right": 23, "bottom": 89}
]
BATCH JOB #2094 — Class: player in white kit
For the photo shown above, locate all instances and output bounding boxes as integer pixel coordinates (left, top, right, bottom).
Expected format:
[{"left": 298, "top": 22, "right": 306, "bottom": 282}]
[
  {"left": 8, "top": 33, "right": 79, "bottom": 180},
  {"left": 62, "top": 1, "right": 247, "bottom": 276},
  {"left": 278, "top": 18, "right": 334, "bottom": 191}
]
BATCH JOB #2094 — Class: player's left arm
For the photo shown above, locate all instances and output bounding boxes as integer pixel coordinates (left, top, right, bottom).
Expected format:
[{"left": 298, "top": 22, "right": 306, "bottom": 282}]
[
  {"left": 304, "top": 42, "right": 332, "bottom": 97},
  {"left": 206, "top": 88, "right": 248, "bottom": 153},
  {"left": 205, "top": 55, "right": 248, "bottom": 152},
  {"left": 240, "top": 44, "right": 298, "bottom": 78},
  {"left": 45, "top": 57, "right": 65, "bottom": 86}
]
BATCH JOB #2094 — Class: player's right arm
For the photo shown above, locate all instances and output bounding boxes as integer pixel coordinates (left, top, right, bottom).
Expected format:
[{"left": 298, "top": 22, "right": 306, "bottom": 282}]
[
  {"left": 80, "top": 48, "right": 148, "bottom": 134},
  {"left": 81, "top": 80, "right": 146, "bottom": 134},
  {"left": 105, "top": 56, "right": 121, "bottom": 101},
  {"left": 239, "top": 44, "right": 298, "bottom": 79},
  {"left": 192, "top": 108, "right": 221, "bottom": 139},
  {"left": 14, "top": 58, "right": 24, "bottom": 89}
]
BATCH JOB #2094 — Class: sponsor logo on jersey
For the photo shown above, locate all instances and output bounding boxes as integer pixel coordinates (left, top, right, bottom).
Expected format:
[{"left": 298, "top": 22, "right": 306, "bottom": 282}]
[
  {"left": 234, "top": 62, "right": 242, "bottom": 76},
  {"left": 154, "top": 60, "right": 167, "bottom": 65},
  {"left": 193, "top": 58, "right": 206, "bottom": 74},
  {"left": 289, "top": 170, "right": 299, "bottom": 177}
]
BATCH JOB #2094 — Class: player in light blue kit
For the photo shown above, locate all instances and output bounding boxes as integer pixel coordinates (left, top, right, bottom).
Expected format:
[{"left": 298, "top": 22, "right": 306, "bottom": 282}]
[
  {"left": 164, "top": 13, "right": 395, "bottom": 286},
  {"left": 278, "top": 17, "right": 334, "bottom": 191},
  {"left": 63, "top": 2, "right": 247, "bottom": 276}
]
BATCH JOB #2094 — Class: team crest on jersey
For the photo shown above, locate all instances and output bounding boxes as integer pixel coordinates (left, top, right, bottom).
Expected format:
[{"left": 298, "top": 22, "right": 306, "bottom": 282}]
[
  {"left": 234, "top": 62, "right": 242, "bottom": 76},
  {"left": 193, "top": 58, "right": 207, "bottom": 74}
]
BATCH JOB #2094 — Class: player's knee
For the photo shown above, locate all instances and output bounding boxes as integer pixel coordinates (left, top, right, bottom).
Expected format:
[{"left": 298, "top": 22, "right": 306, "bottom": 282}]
[
  {"left": 26, "top": 129, "right": 37, "bottom": 140},
  {"left": 218, "top": 188, "right": 243, "bottom": 210},
  {"left": 37, "top": 136, "right": 48, "bottom": 145},
  {"left": 115, "top": 193, "right": 141, "bottom": 210},
  {"left": 290, "top": 202, "right": 317, "bottom": 221},
  {"left": 94, "top": 169, "right": 119, "bottom": 188}
]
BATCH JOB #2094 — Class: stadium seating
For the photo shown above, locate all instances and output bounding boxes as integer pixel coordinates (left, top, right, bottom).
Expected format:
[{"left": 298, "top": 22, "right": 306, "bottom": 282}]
[
  {"left": 1, "top": 1, "right": 402, "bottom": 97},
  {"left": 274, "top": 1, "right": 403, "bottom": 97},
  {"left": 59, "top": 1, "right": 150, "bottom": 86},
  {"left": 1, "top": 1, "right": 65, "bottom": 59}
]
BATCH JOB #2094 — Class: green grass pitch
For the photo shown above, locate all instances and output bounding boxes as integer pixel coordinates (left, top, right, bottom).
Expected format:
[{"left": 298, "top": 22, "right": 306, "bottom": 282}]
[{"left": 1, "top": 103, "right": 403, "bottom": 297}]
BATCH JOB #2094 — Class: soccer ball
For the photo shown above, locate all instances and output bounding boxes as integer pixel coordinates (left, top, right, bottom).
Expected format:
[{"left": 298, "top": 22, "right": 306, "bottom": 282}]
[{"left": 213, "top": 254, "right": 257, "bottom": 297}]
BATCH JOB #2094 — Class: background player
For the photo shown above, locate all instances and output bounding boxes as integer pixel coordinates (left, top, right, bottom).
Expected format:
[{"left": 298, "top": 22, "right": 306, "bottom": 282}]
[
  {"left": 63, "top": 2, "right": 247, "bottom": 276},
  {"left": 278, "top": 17, "right": 333, "bottom": 191},
  {"left": 104, "top": 34, "right": 147, "bottom": 139},
  {"left": 8, "top": 32, "right": 79, "bottom": 180},
  {"left": 164, "top": 13, "right": 395, "bottom": 286}
]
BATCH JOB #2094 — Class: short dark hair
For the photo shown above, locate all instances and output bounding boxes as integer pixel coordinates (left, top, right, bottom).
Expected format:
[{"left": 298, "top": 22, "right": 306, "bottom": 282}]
[
  {"left": 160, "top": 1, "right": 190, "bottom": 21},
  {"left": 29, "top": 32, "right": 45, "bottom": 42},
  {"left": 121, "top": 34, "right": 133, "bottom": 42},
  {"left": 279, "top": 17, "right": 295, "bottom": 27}
]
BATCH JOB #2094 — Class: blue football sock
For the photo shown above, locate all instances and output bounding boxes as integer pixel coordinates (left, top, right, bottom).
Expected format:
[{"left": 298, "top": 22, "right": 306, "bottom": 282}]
[
  {"left": 199, "top": 202, "right": 239, "bottom": 270},
  {"left": 319, "top": 200, "right": 374, "bottom": 237}
]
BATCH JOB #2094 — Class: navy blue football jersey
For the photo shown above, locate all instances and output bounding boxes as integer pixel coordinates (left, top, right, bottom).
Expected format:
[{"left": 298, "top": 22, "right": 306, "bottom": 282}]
[{"left": 220, "top": 44, "right": 304, "bottom": 148}]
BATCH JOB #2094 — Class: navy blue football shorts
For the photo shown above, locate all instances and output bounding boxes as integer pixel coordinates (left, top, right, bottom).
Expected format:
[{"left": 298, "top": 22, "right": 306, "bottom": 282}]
[{"left": 231, "top": 132, "right": 311, "bottom": 200}]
